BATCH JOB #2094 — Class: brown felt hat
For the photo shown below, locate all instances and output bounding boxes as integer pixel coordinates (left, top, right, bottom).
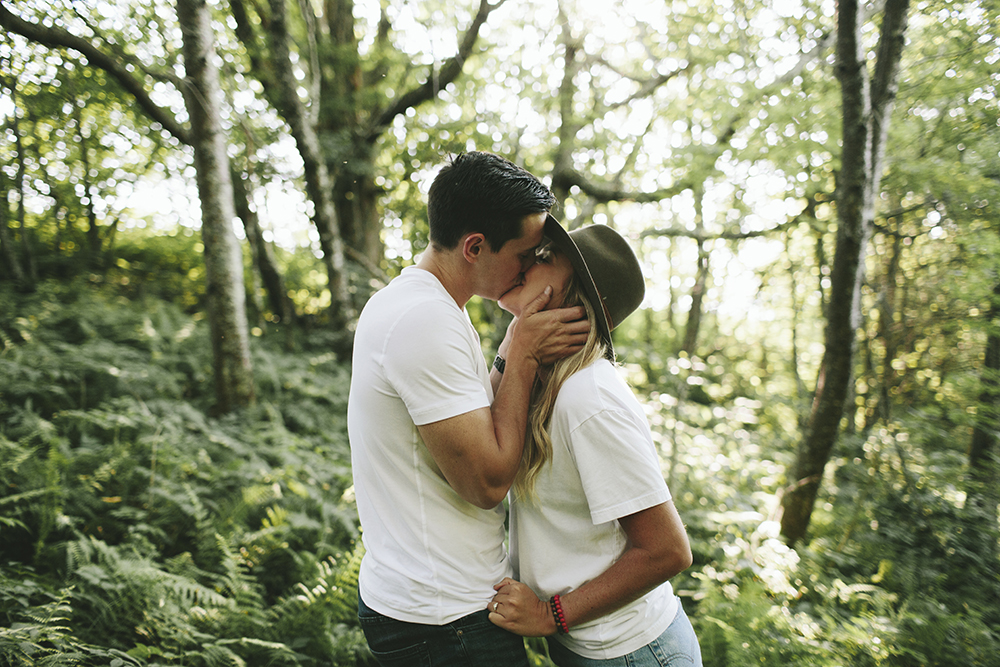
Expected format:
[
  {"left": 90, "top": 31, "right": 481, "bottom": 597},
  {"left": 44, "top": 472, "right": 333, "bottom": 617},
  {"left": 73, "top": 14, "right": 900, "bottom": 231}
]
[{"left": 544, "top": 215, "right": 645, "bottom": 359}]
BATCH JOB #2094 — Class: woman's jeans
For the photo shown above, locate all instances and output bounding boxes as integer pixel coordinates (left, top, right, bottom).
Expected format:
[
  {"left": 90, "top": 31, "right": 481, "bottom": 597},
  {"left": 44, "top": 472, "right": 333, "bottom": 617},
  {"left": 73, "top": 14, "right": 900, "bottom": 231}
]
[
  {"left": 545, "top": 598, "right": 702, "bottom": 667},
  {"left": 358, "top": 594, "right": 530, "bottom": 667}
]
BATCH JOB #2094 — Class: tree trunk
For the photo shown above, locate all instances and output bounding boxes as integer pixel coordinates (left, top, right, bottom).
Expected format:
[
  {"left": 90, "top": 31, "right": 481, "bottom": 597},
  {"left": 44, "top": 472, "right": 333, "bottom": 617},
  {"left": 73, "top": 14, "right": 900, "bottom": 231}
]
[
  {"left": 11, "top": 98, "right": 37, "bottom": 283},
  {"left": 0, "top": 169, "right": 25, "bottom": 284},
  {"left": 876, "top": 227, "right": 903, "bottom": 424},
  {"left": 266, "top": 0, "right": 351, "bottom": 332},
  {"left": 230, "top": 0, "right": 501, "bottom": 287},
  {"left": 780, "top": 0, "right": 867, "bottom": 542},
  {"left": 665, "top": 240, "right": 677, "bottom": 335},
  {"left": 780, "top": 0, "right": 911, "bottom": 544},
  {"left": 682, "top": 238, "right": 708, "bottom": 356},
  {"left": 334, "top": 167, "right": 383, "bottom": 266},
  {"left": 550, "top": 5, "right": 582, "bottom": 214},
  {"left": 231, "top": 167, "right": 296, "bottom": 328},
  {"left": 681, "top": 186, "right": 709, "bottom": 356},
  {"left": 813, "top": 223, "right": 828, "bottom": 318},
  {"left": 321, "top": 0, "right": 382, "bottom": 266},
  {"left": 785, "top": 230, "right": 807, "bottom": 406},
  {"left": 781, "top": 0, "right": 910, "bottom": 545},
  {"left": 72, "top": 97, "right": 101, "bottom": 261},
  {"left": 966, "top": 279, "right": 1000, "bottom": 556},
  {"left": 177, "top": 0, "right": 255, "bottom": 414}
]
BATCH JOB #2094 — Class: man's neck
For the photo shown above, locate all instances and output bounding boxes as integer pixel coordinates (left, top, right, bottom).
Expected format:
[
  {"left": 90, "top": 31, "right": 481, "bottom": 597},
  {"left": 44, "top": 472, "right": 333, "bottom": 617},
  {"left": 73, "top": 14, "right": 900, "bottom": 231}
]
[{"left": 416, "top": 248, "right": 472, "bottom": 309}]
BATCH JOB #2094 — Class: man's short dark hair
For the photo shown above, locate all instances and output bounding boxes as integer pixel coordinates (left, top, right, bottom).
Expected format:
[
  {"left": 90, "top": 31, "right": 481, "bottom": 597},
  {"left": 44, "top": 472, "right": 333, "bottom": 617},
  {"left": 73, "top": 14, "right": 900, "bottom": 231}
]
[{"left": 427, "top": 152, "right": 556, "bottom": 251}]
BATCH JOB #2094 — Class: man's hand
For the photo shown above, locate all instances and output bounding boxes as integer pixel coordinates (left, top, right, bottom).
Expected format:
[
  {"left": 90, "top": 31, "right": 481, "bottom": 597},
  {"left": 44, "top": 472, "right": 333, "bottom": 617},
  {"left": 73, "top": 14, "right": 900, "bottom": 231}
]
[{"left": 505, "top": 287, "right": 590, "bottom": 367}]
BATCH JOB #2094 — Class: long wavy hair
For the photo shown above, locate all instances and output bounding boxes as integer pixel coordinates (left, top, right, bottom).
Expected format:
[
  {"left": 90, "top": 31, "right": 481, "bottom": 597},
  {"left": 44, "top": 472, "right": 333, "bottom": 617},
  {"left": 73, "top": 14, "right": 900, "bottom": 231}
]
[{"left": 513, "top": 274, "right": 608, "bottom": 501}]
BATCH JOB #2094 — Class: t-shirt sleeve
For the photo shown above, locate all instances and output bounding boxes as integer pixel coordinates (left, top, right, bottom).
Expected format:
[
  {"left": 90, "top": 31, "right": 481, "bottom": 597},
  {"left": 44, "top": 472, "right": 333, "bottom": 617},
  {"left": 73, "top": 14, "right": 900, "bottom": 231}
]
[
  {"left": 382, "top": 301, "right": 491, "bottom": 426},
  {"left": 568, "top": 408, "right": 671, "bottom": 525}
]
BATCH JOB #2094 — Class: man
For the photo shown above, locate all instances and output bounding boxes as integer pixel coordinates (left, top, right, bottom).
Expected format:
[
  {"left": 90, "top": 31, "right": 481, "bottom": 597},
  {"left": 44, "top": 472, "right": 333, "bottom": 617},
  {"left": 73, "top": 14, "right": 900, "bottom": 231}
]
[{"left": 348, "top": 151, "right": 589, "bottom": 665}]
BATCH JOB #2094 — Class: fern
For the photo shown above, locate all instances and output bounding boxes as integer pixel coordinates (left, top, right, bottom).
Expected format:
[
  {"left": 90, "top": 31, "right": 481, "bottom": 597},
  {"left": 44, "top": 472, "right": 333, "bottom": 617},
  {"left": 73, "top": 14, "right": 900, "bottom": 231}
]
[
  {"left": 264, "top": 540, "right": 372, "bottom": 664},
  {"left": 0, "top": 579, "right": 142, "bottom": 667}
]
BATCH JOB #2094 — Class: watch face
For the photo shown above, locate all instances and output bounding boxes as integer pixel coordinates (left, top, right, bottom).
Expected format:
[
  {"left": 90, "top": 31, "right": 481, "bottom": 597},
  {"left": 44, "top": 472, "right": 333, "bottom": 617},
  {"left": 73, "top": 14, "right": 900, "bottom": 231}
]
[{"left": 493, "top": 355, "right": 506, "bottom": 373}]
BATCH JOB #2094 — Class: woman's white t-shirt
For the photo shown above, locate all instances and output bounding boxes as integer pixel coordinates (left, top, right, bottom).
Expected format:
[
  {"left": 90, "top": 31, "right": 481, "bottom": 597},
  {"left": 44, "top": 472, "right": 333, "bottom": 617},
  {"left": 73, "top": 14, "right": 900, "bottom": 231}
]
[{"left": 510, "top": 358, "right": 677, "bottom": 660}]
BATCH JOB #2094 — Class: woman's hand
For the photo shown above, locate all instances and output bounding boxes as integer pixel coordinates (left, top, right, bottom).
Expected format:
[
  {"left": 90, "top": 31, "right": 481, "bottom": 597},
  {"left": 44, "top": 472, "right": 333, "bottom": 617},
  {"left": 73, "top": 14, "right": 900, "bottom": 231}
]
[{"left": 487, "top": 577, "right": 557, "bottom": 637}]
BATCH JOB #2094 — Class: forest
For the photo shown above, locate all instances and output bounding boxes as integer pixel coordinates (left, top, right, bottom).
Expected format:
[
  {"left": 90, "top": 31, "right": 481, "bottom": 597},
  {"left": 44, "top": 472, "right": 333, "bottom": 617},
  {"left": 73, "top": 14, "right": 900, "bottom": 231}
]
[{"left": 0, "top": 0, "right": 998, "bottom": 664}]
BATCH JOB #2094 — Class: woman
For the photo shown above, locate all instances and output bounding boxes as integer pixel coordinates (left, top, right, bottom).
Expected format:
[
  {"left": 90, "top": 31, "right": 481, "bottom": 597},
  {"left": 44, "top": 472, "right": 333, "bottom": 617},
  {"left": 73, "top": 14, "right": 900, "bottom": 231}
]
[{"left": 487, "top": 217, "right": 702, "bottom": 666}]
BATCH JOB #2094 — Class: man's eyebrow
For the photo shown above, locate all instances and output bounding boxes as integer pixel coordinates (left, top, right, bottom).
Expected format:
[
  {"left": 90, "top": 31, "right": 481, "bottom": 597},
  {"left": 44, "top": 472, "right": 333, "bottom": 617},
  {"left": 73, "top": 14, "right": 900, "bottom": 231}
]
[{"left": 535, "top": 240, "right": 555, "bottom": 258}]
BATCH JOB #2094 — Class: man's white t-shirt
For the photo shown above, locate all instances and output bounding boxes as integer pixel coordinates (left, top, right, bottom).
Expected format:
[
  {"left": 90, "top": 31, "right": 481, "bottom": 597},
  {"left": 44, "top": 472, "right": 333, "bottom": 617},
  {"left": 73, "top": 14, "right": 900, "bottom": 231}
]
[
  {"left": 348, "top": 267, "right": 512, "bottom": 625},
  {"left": 510, "top": 359, "right": 677, "bottom": 660}
]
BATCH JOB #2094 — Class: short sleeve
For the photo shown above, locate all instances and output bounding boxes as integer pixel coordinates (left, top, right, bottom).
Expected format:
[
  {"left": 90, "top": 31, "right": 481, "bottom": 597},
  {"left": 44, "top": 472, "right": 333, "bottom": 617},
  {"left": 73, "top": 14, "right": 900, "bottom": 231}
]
[
  {"left": 382, "top": 301, "right": 491, "bottom": 426},
  {"left": 568, "top": 408, "right": 671, "bottom": 525}
]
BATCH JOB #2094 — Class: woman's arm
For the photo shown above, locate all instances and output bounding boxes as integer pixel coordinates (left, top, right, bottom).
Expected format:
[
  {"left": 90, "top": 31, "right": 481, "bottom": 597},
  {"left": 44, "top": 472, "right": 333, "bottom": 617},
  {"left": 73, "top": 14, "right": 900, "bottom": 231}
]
[{"left": 488, "top": 500, "right": 692, "bottom": 636}]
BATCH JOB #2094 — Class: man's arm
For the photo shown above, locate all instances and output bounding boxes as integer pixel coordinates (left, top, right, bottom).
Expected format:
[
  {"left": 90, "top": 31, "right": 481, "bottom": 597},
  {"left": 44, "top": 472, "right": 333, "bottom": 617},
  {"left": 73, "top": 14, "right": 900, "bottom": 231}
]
[
  {"left": 419, "top": 354, "right": 536, "bottom": 509},
  {"left": 490, "top": 305, "right": 590, "bottom": 395},
  {"left": 420, "top": 288, "right": 589, "bottom": 509}
]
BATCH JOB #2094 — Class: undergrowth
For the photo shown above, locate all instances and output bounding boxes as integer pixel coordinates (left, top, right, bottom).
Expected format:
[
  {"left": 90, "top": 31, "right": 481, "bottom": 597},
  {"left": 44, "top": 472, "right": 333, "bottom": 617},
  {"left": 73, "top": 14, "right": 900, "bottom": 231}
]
[
  {"left": 1, "top": 278, "right": 371, "bottom": 666},
  {"left": 1, "top": 277, "right": 997, "bottom": 666}
]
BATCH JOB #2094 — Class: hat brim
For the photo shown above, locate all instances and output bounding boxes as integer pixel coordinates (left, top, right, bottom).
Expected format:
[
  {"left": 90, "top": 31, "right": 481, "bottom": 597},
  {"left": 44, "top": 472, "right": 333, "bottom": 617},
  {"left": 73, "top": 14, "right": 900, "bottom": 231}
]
[{"left": 543, "top": 215, "right": 614, "bottom": 357}]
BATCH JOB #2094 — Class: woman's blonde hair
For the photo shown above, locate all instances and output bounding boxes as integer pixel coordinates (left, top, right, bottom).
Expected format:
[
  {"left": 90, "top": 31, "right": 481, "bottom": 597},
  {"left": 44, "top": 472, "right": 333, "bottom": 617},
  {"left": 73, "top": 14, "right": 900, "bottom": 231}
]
[{"left": 513, "top": 273, "right": 607, "bottom": 501}]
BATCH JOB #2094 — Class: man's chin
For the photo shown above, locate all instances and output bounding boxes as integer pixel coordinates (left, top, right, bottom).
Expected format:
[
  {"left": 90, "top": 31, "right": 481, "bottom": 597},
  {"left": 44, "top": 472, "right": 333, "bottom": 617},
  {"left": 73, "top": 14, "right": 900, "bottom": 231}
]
[
  {"left": 498, "top": 284, "right": 521, "bottom": 301},
  {"left": 497, "top": 294, "right": 519, "bottom": 316}
]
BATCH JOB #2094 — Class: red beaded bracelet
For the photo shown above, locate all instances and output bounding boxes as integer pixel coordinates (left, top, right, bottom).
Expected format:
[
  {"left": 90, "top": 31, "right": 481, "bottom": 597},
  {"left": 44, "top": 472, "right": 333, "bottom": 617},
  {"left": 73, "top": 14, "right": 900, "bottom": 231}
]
[{"left": 549, "top": 594, "right": 569, "bottom": 634}]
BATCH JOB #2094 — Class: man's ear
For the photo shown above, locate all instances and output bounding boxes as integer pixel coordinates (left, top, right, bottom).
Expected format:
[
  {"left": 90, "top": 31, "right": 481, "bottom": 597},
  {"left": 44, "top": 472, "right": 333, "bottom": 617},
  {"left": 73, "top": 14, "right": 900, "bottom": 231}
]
[{"left": 462, "top": 233, "right": 487, "bottom": 263}]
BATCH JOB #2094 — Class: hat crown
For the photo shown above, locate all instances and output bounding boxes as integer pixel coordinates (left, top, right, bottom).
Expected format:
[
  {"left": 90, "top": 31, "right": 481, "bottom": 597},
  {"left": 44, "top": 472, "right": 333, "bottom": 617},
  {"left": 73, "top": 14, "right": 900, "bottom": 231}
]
[
  {"left": 567, "top": 225, "right": 645, "bottom": 332},
  {"left": 543, "top": 216, "right": 645, "bottom": 356}
]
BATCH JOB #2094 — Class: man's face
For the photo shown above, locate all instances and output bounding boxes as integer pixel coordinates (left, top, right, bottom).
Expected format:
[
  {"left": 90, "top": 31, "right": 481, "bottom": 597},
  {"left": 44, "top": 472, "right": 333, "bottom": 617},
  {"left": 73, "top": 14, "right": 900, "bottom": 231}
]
[
  {"left": 499, "top": 243, "right": 574, "bottom": 317},
  {"left": 479, "top": 212, "right": 547, "bottom": 302}
]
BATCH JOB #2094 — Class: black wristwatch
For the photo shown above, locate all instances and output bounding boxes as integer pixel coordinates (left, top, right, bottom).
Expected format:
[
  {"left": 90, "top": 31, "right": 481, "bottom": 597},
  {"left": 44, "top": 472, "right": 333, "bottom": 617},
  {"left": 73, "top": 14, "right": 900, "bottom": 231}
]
[{"left": 493, "top": 354, "right": 506, "bottom": 374}]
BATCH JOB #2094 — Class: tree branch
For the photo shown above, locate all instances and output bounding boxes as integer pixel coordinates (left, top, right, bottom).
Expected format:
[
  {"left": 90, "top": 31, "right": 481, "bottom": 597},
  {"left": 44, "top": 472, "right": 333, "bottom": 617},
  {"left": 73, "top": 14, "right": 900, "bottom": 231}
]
[
  {"left": 776, "top": 30, "right": 837, "bottom": 87},
  {"left": 604, "top": 62, "right": 692, "bottom": 110},
  {"left": 869, "top": 0, "right": 911, "bottom": 195},
  {"left": 69, "top": 4, "right": 184, "bottom": 88},
  {"left": 615, "top": 117, "right": 654, "bottom": 187},
  {"left": 367, "top": 0, "right": 506, "bottom": 139},
  {"left": 230, "top": 0, "right": 276, "bottom": 96},
  {"left": 554, "top": 166, "right": 694, "bottom": 204},
  {"left": 556, "top": 21, "right": 836, "bottom": 209},
  {"left": 295, "top": 0, "right": 322, "bottom": 126},
  {"left": 641, "top": 190, "right": 830, "bottom": 242},
  {"left": 642, "top": 216, "right": 804, "bottom": 242},
  {"left": 0, "top": 0, "right": 191, "bottom": 144}
]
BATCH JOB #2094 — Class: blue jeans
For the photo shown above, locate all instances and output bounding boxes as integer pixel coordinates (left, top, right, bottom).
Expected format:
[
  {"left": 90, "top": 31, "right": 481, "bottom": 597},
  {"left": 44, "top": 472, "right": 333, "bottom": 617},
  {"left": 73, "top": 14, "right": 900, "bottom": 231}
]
[
  {"left": 358, "top": 594, "right": 530, "bottom": 667},
  {"left": 545, "top": 599, "right": 702, "bottom": 667}
]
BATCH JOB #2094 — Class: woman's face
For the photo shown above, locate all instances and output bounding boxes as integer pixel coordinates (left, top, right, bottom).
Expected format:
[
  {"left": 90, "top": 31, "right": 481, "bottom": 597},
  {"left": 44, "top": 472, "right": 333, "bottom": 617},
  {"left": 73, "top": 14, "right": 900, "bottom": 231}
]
[{"left": 498, "top": 244, "right": 574, "bottom": 316}]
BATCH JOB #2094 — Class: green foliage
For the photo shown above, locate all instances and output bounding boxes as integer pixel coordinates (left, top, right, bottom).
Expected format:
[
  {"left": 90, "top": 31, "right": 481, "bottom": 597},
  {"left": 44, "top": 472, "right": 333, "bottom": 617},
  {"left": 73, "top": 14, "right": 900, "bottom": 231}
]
[
  {"left": 3, "top": 248, "right": 998, "bottom": 667},
  {"left": 4, "top": 1, "right": 1000, "bottom": 664},
  {"left": 0, "top": 276, "right": 370, "bottom": 666},
  {"left": 586, "top": 331, "right": 999, "bottom": 667},
  {"left": 110, "top": 229, "right": 211, "bottom": 309},
  {"left": 0, "top": 569, "right": 144, "bottom": 667},
  {"left": 677, "top": 407, "right": 1000, "bottom": 667}
]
